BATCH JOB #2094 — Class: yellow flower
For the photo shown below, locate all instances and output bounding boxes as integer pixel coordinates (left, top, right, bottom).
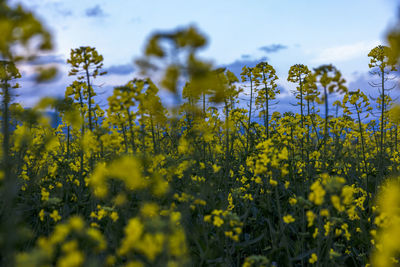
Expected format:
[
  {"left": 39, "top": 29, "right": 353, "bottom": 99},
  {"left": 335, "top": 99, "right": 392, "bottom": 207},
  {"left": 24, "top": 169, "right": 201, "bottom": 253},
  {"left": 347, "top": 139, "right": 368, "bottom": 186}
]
[
  {"left": 313, "top": 228, "right": 319, "bottom": 239},
  {"left": 329, "top": 248, "right": 341, "bottom": 259},
  {"left": 331, "top": 195, "right": 345, "bottom": 212},
  {"left": 39, "top": 209, "right": 45, "bottom": 221},
  {"left": 335, "top": 228, "right": 343, "bottom": 236},
  {"left": 69, "top": 216, "right": 84, "bottom": 231},
  {"left": 309, "top": 180, "right": 325, "bottom": 205},
  {"left": 140, "top": 203, "right": 159, "bottom": 218},
  {"left": 57, "top": 250, "right": 84, "bottom": 267},
  {"left": 41, "top": 188, "right": 50, "bottom": 201},
  {"left": 269, "top": 179, "right": 278, "bottom": 186},
  {"left": 289, "top": 197, "right": 297, "bottom": 205},
  {"left": 213, "top": 216, "right": 224, "bottom": 227},
  {"left": 324, "top": 221, "right": 332, "bottom": 236},
  {"left": 136, "top": 233, "right": 165, "bottom": 262},
  {"left": 90, "top": 222, "right": 100, "bottom": 228},
  {"left": 50, "top": 210, "right": 61, "bottom": 222},
  {"left": 227, "top": 193, "right": 235, "bottom": 210},
  {"left": 320, "top": 209, "right": 330, "bottom": 217},
  {"left": 87, "top": 228, "right": 106, "bottom": 251},
  {"left": 281, "top": 166, "right": 289, "bottom": 177},
  {"left": 341, "top": 185, "right": 354, "bottom": 205},
  {"left": 82, "top": 130, "right": 100, "bottom": 154},
  {"left": 97, "top": 208, "right": 107, "bottom": 220},
  {"left": 110, "top": 211, "right": 119, "bottom": 222},
  {"left": 61, "top": 240, "right": 78, "bottom": 253},
  {"left": 106, "top": 255, "right": 116, "bottom": 266},
  {"left": 212, "top": 164, "right": 221, "bottom": 173},
  {"left": 118, "top": 218, "right": 144, "bottom": 256},
  {"left": 50, "top": 224, "right": 70, "bottom": 244},
  {"left": 306, "top": 211, "right": 316, "bottom": 227},
  {"left": 168, "top": 229, "right": 187, "bottom": 257},
  {"left": 283, "top": 214, "right": 295, "bottom": 224},
  {"left": 278, "top": 147, "right": 288, "bottom": 160},
  {"left": 341, "top": 223, "right": 351, "bottom": 241},
  {"left": 178, "top": 138, "right": 189, "bottom": 154},
  {"left": 309, "top": 253, "right": 318, "bottom": 264},
  {"left": 89, "top": 157, "right": 146, "bottom": 198},
  {"left": 242, "top": 194, "right": 253, "bottom": 201},
  {"left": 113, "top": 193, "right": 127, "bottom": 206}
]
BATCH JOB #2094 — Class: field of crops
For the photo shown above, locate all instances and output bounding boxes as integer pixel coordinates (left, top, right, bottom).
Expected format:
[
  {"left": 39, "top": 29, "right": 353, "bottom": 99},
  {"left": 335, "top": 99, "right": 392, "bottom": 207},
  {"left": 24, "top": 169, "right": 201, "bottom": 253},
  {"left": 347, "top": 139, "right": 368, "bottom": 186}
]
[{"left": 1, "top": 1, "right": 400, "bottom": 267}]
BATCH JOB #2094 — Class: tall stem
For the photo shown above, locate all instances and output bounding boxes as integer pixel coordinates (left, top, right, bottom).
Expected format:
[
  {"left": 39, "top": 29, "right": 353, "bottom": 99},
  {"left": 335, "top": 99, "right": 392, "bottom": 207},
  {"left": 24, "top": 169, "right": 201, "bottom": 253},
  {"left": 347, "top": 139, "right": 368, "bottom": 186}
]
[
  {"left": 379, "top": 70, "right": 385, "bottom": 180},
  {"left": 1, "top": 79, "right": 16, "bottom": 265},
  {"left": 247, "top": 75, "right": 253, "bottom": 152},
  {"left": 324, "top": 86, "right": 329, "bottom": 162},
  {"left": 83, "top": 50, "right": 93, "bottom": 132}
]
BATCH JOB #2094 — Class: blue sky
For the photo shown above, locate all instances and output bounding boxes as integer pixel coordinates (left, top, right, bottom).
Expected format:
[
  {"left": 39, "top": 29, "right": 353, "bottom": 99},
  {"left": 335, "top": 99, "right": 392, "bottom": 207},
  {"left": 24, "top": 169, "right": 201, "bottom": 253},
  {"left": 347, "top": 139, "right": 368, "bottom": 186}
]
[{"left": 12, "top": 0, "right": 399, "bottom": 110}]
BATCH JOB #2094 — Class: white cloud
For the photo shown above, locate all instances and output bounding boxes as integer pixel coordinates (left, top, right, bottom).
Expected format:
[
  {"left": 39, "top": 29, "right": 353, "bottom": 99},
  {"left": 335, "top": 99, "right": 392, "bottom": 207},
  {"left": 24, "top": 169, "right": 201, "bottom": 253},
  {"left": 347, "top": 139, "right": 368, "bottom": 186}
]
[{"left": 311, "top": 41, "right": 380, "bottom": 64}]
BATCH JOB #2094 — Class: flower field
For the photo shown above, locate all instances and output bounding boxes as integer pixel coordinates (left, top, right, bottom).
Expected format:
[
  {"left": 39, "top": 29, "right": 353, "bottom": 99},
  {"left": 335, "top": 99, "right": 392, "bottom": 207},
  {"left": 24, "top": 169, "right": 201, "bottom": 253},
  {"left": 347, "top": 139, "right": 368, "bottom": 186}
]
[{"left": 1, "top": 1, "right": 400, "bottom": 266}]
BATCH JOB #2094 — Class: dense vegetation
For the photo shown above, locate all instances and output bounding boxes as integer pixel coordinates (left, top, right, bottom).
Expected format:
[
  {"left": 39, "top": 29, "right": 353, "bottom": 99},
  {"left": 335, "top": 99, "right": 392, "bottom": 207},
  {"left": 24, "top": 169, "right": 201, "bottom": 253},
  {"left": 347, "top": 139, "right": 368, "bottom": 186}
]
[{"left": 1, "top": 1, "right": 400, "bottom": 266}]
